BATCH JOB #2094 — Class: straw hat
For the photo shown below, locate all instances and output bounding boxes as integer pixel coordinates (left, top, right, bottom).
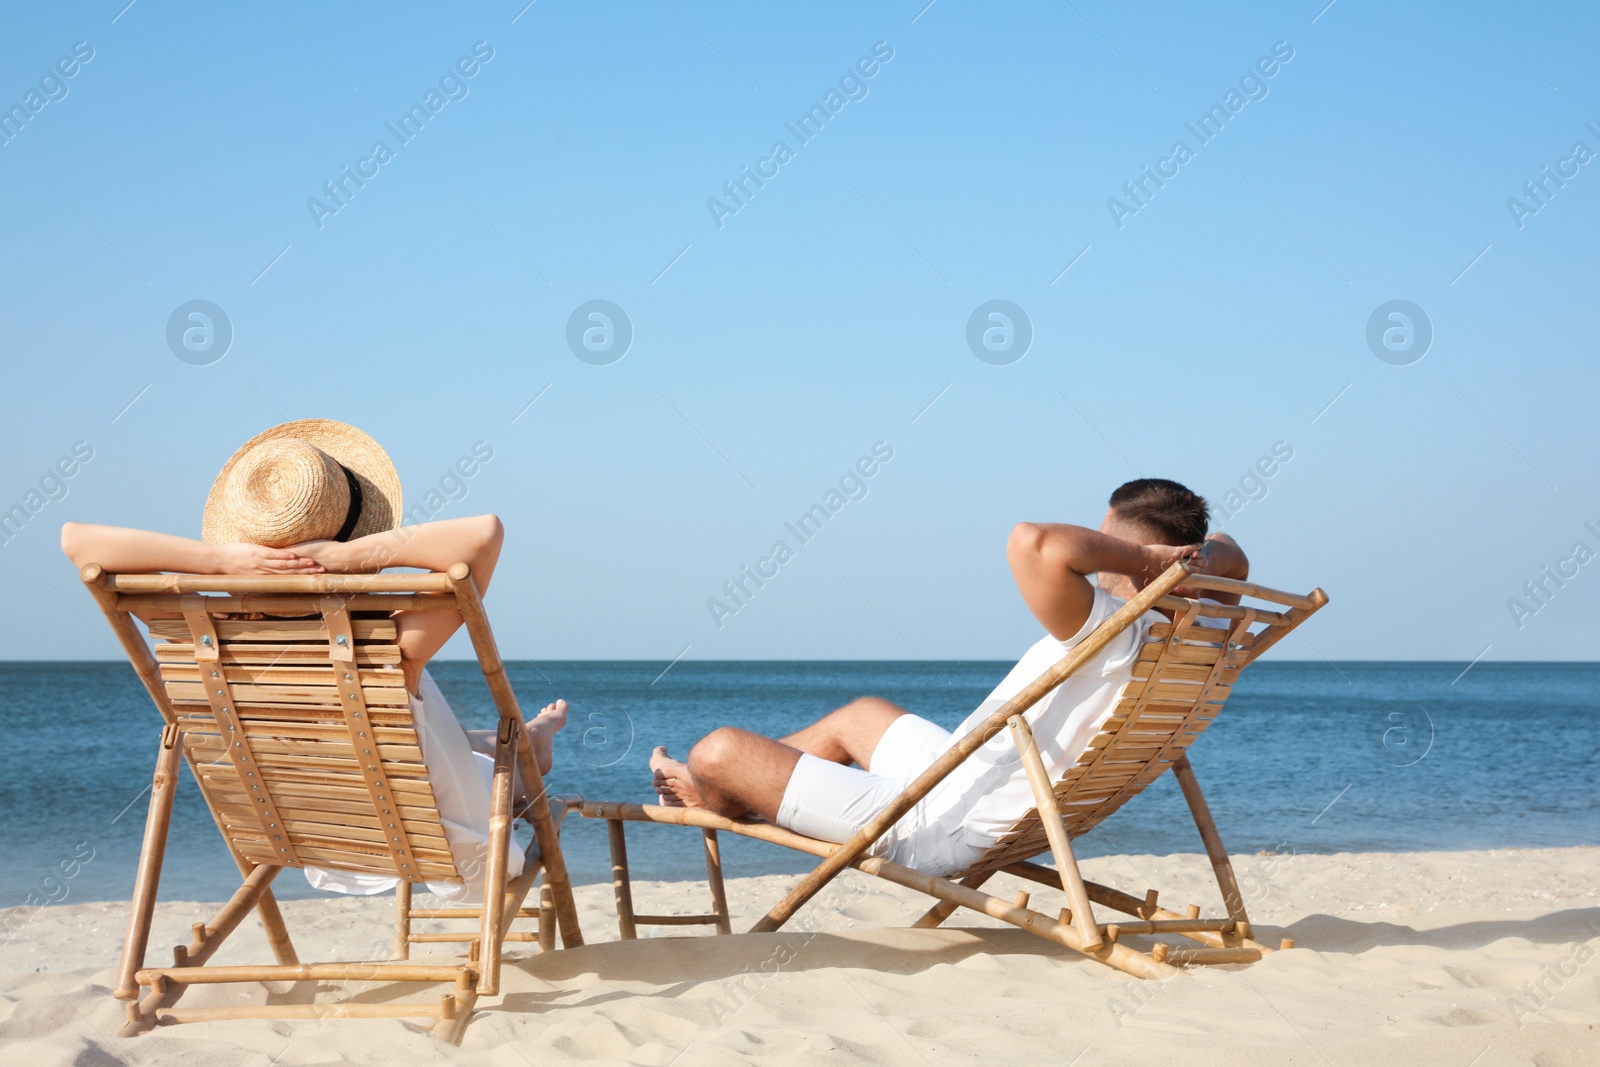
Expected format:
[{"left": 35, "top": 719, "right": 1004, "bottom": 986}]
[{"left": 201, "top": 420, "right": 403, "bottom": 547}]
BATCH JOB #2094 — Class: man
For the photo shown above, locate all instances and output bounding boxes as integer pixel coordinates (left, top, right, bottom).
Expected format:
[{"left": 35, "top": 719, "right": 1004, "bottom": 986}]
[{"left": 650, "top": 478, "right": 1249, "bottom": 876}]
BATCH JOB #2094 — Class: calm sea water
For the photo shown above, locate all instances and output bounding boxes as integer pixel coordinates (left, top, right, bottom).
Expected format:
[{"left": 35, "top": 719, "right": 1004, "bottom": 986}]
[{"left": 0, "top": 660, "right": 1595, "bottom": 906}]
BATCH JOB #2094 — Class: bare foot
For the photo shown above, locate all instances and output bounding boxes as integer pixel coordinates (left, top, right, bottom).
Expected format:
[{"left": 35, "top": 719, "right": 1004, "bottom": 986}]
[
  {"left": 524, "top": 699, "right": 568, "bottom": 775},
  {"left": 650, "top": 745, "right": 704, "bottom": 808}
]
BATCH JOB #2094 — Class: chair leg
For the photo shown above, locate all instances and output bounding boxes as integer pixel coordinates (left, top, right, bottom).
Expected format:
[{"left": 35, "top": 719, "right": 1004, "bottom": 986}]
[
  {"left": 700, "top": 829, "right": 733, "bottom": 935},
  {"left": 430, "top": 972, "right": 479, "bottom": 1044},
  {"left": 1007, "top": 714, "right": 1103, "bottom": 949},
  {"left": 525, "top": 782, "right": 584, "bottom": 948},
  {"left": 1007, "top": 861, "right": 1271, "bottom": 958},
  {"left": 208, "top": 851, "right": 300, "bottom": 969},
  {"left": 605, "top": 819, "right": 734, "bottom": 939},
  {"left": 450, "top": 572, "right": 585, "bottom": 949},
  {"left": 1171, "top": 755, "right": 1250, "bottom": 926},
  {"left": 538, "top": 883, "right": 556, "bottom": 952},
  {"left": 120, "top": 863, "right": 284, "bottom": 1036},
  {"left": 251, "top": 885, "right": 299, "bottom": 966},
  {"left": 606, "top": 819, "right": 638, "bottom": 940},
  {"left": 477, "top": 718, "right": 518, "bottom": 997},
  {"left": 393, "top": 880, "right": 413, "bottom": 960},
  {"left": 116, "top": 723, "right": 182, "bottom": 1001},
  {"left": 859, "top": 854, "right": 1180, "bottom": 979}
]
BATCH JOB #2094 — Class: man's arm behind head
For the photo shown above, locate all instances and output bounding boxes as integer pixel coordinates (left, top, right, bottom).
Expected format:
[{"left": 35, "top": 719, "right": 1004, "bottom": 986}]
[
  {"left": 1188, "top": 533, "right": 1249, "bottom": 604},
  {"left": 1006, "top": 523, "right": 1199, "bottom": 642}
]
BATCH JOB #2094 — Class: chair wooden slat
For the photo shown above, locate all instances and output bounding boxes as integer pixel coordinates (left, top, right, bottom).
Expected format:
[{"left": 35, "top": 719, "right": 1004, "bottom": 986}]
[
  {"left": 232, "top": 841, "right": 461, "bottom": 881},
  {"left": 1146, "top": 621, "right": 1242, "bottom": 644},
  {"left": 186, "top": 734, "right": 425, "bottom": 764},
  {"left": 156, "top": 642, "right": 403, "bottom": 665},
  {"left": 173, "top": 701, "right": 416, "bottom": 726},
  {"left": 1130, "top": 659, "right": 1238, "bottom": 683},
  {"left": 235, "top": 774, "right": 439, "bottom": 804},
  {"left": 144, "top": 617, "right": 398, "bottom": 643},
  {"left": 158, "top": 663, "right": 407, "bottom": 687},
  {"left": 164, "top": 681, "right": 412, "bottom": 707},
  {"left": 211, "top": 795, "right": 444, "bottom": 825},
  {"left": 227, "top": 721, "right": 421, "bottom": 746},
  {"left": 213, "top": 812, "right": 454, "bottom": 855}
]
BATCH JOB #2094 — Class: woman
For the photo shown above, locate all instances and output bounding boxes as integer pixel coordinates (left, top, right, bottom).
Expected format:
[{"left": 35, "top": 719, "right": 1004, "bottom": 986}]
[{"left": 61, "top": 419, "right": 567, "bottom": 901}]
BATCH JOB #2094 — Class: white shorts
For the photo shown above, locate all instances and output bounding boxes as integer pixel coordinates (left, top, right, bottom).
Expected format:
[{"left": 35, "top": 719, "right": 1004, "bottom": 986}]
[{"left": 775, "top": 714, "right": 986, "bottom": 876}]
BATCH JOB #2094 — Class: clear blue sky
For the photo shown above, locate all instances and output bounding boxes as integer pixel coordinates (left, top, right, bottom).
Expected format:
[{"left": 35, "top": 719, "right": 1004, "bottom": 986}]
[{"left": 1, "top": 1, "right": 1595, "bottom": 662}]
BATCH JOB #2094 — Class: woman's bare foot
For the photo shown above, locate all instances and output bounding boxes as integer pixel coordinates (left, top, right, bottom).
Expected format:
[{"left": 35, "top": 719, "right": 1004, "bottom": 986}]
[
  {"left": 650, "top": 746, "right": 704, "bottom": 808},
  {"left": 524, "top": 700, "right": 568, "bottom": 775}
]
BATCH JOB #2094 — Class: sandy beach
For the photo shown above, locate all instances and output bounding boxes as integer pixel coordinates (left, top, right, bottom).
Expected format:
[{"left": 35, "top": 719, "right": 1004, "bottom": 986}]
[{"left": 2, "top": 846, "right": 1596, "bottom": 1065}]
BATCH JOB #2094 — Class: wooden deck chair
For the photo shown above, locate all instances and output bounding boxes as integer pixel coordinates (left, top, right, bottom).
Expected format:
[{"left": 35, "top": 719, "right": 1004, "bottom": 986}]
[
  {"left": 581, "top": 563, "right": 1326, "bottom": 979},
  {"left": 80, "top": 562, "right": 584, "bottom": 1042}
]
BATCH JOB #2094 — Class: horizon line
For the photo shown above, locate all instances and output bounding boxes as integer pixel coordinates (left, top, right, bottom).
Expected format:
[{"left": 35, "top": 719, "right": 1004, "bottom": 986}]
[{"left": 4, "top": 657, "right": 1596, "bottom": 666}]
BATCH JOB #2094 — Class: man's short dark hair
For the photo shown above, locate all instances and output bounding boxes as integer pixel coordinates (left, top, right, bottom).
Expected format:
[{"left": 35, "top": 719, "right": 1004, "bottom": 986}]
[{"left": 1108, "top": 478, "right": 1209, "bottom": 545}]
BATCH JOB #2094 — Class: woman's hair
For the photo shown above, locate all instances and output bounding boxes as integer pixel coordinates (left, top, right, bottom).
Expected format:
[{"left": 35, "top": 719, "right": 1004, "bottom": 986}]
[{"left": 1109, "top": 478, "right": 1209, "bottom": 545}]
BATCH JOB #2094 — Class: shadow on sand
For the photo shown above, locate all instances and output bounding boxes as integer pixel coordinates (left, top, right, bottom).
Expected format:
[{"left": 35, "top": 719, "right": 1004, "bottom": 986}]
[
  {"left": 1277, "top": 906, "right": 1600, "bottom": 953},
  {"left": 490, "top": 906, "right": 1600, "bottom": 1017}
]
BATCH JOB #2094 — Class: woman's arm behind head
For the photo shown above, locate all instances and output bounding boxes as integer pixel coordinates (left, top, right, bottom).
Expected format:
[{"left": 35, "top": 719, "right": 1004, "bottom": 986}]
[
  {"left": 60, "top": 522, "right": 323, "bottom": 575},
  {"left": 292, "top": 515, "right": 507, "bottom": 693},
  {"left": 293, "top": 514, "right": 505, "bottom": 591}
]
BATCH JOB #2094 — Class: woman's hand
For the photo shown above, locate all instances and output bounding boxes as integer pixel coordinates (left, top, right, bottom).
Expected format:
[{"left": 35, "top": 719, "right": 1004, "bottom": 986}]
[
  {"left": 287, "top": 539, "right": 362, "bottom": 574},
  {"left": 214, "top": 542, "right": 325, "bottom": 574}
]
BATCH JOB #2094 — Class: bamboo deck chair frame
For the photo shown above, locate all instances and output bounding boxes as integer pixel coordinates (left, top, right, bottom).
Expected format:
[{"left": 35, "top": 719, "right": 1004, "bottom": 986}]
[
  {"left": 581, "top": 563, "right": 1326, "bottom": 979},
  {"left": 81, "top": 562, "right": 584, "bottom": 1042}
]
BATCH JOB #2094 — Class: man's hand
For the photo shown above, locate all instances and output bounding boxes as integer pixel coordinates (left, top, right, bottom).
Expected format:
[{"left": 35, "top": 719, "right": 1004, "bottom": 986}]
[
  {"left": 1147, "top": 537, "right": 1251, "bottom": 601},
  {"left": 1140, "top": 541, "right": 1204, "bottom": 587},
  {"left": 215, "top": 542, "right": 325, "bottom": 575},
  {"left": 1184, "top": 533, "right": 1249, "bottom": 603}
]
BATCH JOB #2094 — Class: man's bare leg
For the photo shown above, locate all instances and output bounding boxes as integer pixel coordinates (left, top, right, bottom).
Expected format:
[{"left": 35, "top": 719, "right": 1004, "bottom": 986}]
[
  {"left": 780, "top": 696, "right": 909, "bottom": 768},
  {"left": 649, "top": 695, "right": 911, "bottom": 819},
  {"left": 651, "top": 729, "right": 801, "bottom": 821},
  {"left": 649, "top": 747, "right": 700, "bottom": 808}
]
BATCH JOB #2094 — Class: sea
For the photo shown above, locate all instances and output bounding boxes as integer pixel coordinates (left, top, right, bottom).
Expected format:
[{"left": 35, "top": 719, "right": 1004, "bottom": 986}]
[{"left": 1, "top": 661, "right": 1595, "bottom": 907}]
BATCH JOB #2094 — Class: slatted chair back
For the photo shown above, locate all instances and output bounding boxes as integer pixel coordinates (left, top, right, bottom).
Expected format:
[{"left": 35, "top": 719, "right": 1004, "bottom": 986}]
[
  {"left": 82, "top": 565, "right": 586, "bottom": 1041},
  {"left": 961, "top": 575, "right": 1320, "bottom": 881},
  {"left": 145, "top": 602, "right": 459, "bottom": 884}
]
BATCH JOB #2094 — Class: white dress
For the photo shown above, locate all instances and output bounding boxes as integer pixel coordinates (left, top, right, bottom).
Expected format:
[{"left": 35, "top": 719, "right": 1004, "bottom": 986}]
[{"left": 302, "top": 670, "right": 525, "bottom": 904}]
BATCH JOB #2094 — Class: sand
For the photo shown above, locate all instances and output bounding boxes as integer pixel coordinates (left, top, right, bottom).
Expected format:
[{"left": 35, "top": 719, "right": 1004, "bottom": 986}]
[{"left": 2, "top": 847, "right": 1597, "bottom": 1065}]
